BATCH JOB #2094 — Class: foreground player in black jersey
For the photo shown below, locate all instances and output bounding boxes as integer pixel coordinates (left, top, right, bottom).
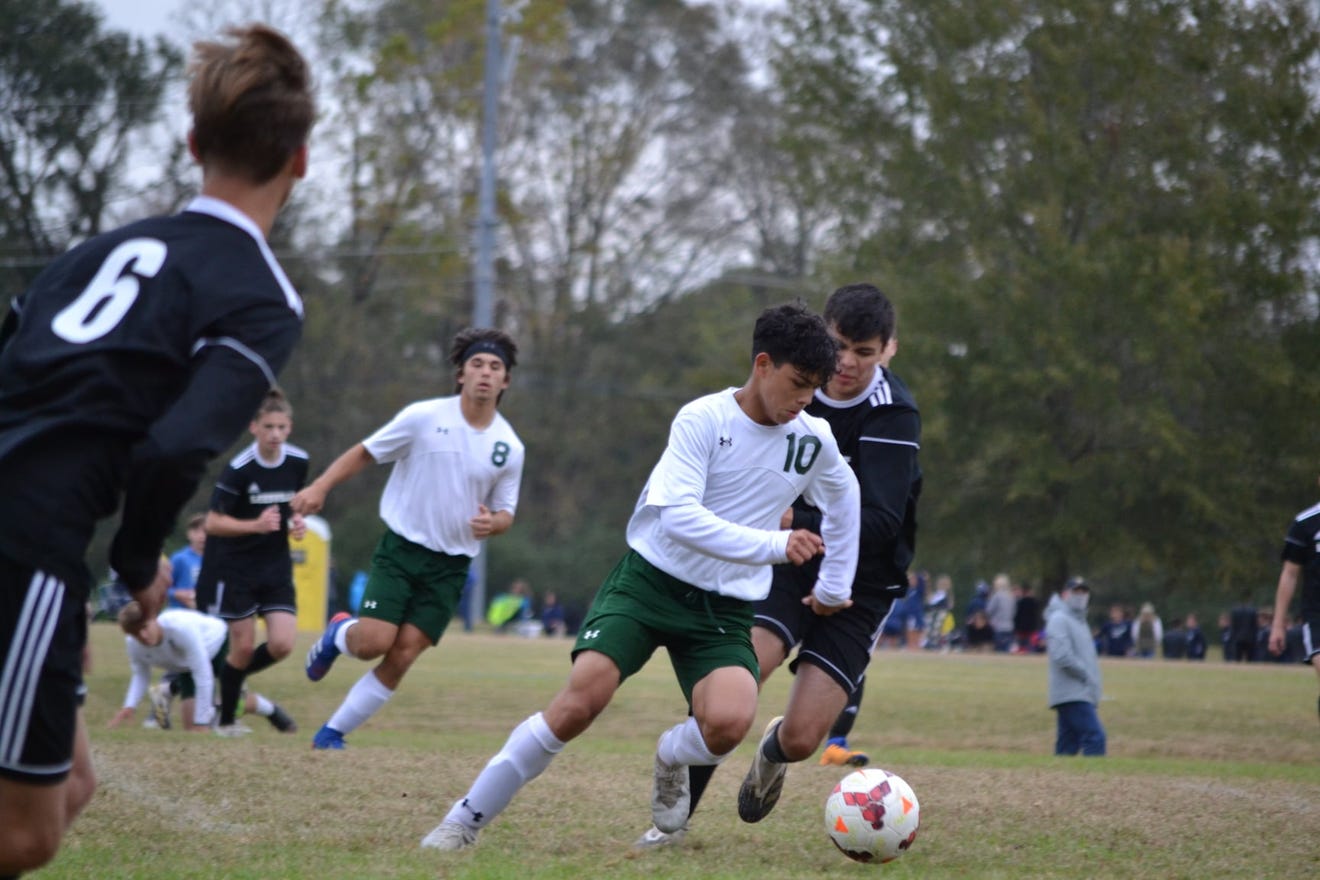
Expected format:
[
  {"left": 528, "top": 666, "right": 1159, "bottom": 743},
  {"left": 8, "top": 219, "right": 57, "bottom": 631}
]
[
  {"left": 635, "top": 283, "right": 922, "bottom": 847},
  {"left": 0, "top": 25, "right": 315, "bottom": 876},
  {"left": 1269, "top": 486, "right": 1320, "bottom": 725},
  {"left": 195, "top": 389, "right": 308, "bottom": 736}
]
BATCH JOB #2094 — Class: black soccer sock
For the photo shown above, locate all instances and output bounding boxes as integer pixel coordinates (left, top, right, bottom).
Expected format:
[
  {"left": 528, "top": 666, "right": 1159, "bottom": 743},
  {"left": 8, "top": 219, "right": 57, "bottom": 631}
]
[
  {"left": 761, "top": 721, "right": 791, "bottom": 764},
  {"left": 687, "top": 763, "right": 716, "bottom": 818},
  {"left": 219, "top": 662, "right": 247, "bottom": 725},
  {"left": 828, "top": 676, "right": 866, "bottom": 741},
  {"left": 244, "top": 643, "right": 276, "bottom": 676}
]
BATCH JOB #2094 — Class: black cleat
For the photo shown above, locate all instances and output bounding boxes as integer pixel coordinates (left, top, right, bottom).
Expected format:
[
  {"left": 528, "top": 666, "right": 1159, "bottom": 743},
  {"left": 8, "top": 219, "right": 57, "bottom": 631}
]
[{"left": 268, "top": 703, "right": 298, "bottom": 733}]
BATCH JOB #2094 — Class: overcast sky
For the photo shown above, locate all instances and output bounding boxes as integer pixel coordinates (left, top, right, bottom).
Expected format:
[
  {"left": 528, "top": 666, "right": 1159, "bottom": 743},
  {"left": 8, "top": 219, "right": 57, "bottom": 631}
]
[{"left": 94, "top": 0, "right": 181, "bottom": 37}]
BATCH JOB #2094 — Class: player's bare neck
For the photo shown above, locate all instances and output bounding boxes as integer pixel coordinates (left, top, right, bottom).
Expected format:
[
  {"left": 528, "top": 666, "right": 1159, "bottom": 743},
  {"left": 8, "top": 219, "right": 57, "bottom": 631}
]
[
  {"left": 733, "top": 386, "right": 774, "bottom": 426},
  {"left": 460, "top": 396, "right": 498, "bottom": 430}
]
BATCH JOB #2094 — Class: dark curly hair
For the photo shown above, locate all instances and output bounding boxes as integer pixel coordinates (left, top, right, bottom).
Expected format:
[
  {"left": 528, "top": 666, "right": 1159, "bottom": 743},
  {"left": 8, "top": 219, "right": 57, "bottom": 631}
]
[
  {"left": 752, "top": 302, "right": 838, "bottom": 388},
  {"left": 823, "top": 283, "right": 895, "bottom": 345},
  {"left": 449, "top": 327, "right": 518, "bottom": 396},
  {"left": 449, "top": 327, "right": 517, "bottom": 368}
]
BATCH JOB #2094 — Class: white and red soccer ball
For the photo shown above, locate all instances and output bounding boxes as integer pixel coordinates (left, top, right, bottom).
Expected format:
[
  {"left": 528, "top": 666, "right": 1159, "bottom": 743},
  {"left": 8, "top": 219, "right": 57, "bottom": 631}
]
[{"left": 823, "top": 767, "right": 920, "bottom": 863}]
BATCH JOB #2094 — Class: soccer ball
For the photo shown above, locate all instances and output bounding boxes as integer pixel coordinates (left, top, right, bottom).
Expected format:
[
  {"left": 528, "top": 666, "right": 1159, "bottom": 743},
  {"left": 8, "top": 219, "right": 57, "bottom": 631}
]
[{"left": 823, "top": 767, "right": 920, "bottom": 863}]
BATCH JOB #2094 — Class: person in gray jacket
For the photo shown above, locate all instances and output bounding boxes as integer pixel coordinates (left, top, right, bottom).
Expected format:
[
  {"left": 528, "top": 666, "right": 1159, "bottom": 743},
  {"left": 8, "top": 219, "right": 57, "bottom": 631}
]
[{"left": 1044, "top": 576, "right": 1106, "bottom": 756}]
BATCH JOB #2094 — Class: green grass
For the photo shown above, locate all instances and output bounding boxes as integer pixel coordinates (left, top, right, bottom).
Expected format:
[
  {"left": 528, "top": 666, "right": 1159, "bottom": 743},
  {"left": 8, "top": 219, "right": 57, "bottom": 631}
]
[{"left": 39, "top": 624, "right": 1320, "bottom": 879}]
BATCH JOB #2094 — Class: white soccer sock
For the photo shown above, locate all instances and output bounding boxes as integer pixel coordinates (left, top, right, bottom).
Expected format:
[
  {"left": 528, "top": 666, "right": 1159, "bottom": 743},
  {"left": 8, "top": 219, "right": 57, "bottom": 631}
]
[
  {"left": 444, "top": 712, "right": 565, "bottom": 830},
  {"left": 334, "top": 619, "right": 358, "bottom": 657},
  {"left": 657, "top": 716, "right": 722, "bottom": 766},
  {"left": 325, "top": 669, "right": 392, "bottom": 735},
  {"left": 253, "top": 694, "right": 274, "bottom": 717}
]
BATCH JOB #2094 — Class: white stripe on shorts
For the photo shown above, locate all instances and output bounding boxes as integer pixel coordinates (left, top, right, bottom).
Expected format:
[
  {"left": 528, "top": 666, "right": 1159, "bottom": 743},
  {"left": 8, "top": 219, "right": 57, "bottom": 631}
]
[{"left": 0, "top": 571, "right": 64, "bottom": 768}]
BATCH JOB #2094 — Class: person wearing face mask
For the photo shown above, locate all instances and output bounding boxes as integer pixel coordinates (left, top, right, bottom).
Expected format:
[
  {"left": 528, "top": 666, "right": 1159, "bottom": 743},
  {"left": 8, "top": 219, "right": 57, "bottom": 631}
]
[{"left": 1044, "top": 576, "right": 1106, "bottom": 756}]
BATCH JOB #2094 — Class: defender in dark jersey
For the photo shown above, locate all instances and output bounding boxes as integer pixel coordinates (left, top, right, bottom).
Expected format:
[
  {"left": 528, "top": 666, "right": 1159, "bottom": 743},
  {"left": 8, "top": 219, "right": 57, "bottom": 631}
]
[
  {"left": 194, "top": 389, "right": 308, "bottom": 735},
  {"left": 636, "top": 283, "right": 922, "bottom": 847},
  {"left": 1269, "top": 490, "right": 1320, "bottom": 724},
  {"left": 0, "top": 25, "right": 315, "bottom": 876}
]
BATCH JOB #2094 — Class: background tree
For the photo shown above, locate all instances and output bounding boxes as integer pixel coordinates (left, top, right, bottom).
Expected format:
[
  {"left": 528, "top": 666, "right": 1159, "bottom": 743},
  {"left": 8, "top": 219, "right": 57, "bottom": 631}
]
[
  {"left": 0, "top": 0, "right": 181, "bottom": 296},
  {"left": 774, "top": 0, "right": 1320, "bottom": 599}
]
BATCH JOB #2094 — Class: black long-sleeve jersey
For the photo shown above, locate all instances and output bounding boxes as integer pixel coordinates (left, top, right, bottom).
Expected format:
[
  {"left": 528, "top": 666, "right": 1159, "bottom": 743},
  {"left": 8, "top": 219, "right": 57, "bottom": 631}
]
[
  {"left": 789, "top": 365, "right": 921, "bottom": 598},
  {"left": 0, "top": 196, "right": 303, "bottom": 597},
  {"left": 201, "top": 441, "right": 309, "bottom": 582},
  {"left": 1282, "top": 501, "right": 1320, "bottom": 619}
]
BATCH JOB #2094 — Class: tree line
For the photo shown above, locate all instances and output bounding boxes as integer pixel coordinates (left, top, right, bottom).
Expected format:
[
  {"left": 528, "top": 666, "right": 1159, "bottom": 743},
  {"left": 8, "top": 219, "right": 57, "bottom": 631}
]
[{"left": 4, "top": 0, "right": 1319, "bottom": 618}]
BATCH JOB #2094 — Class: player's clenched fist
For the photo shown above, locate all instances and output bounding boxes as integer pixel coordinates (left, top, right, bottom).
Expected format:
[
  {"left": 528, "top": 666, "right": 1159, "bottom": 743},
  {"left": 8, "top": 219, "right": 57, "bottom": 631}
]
[{"left": 784, "top": 528, "right": 825, "bottom": 565}]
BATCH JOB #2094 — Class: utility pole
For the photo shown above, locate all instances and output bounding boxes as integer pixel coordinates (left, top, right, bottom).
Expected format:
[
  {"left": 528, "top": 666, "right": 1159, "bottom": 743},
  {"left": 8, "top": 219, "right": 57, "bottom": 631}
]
[{"left": 468, "top": 0, "right": 502, "bottom": 626}]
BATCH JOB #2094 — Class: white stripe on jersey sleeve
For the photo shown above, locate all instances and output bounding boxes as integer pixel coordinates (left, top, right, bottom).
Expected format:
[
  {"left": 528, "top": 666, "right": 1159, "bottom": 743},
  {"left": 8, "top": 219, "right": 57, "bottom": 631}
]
[{"left": 192, "top": 336, "right": 278, "bottom": 388}]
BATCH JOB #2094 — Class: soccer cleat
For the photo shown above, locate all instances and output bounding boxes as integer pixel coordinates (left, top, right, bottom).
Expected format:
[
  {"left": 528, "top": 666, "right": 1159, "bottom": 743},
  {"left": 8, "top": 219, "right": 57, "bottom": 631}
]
[
  {"left": 819, "top": 743, "right": 869, "bottom": 767},
  {"left": 420, "top": 821, "right": 478, "bottom": 851},
  {"left": 214, "top": 721, "right": 253, "bottom": 738},
  {"left": 633, "top": 823, "right": 687, "bottom": 849},
  {"left": 311, "top": 724, "right": 347, "bottom": 750},
  {"left": 267, "top": 703, "right": 298, "bottom": 733},
  {"left": 149, "top": 682, "right": 173, "bottom": 730},
  {"left": 651, "top": 749, "right": 691, "bottom": 834},
  {"left": 305, "top": 611, "right": 353, "bottom": 682},
  {"left": 738, "top": 716, "right": 788, "bottom": 823}
]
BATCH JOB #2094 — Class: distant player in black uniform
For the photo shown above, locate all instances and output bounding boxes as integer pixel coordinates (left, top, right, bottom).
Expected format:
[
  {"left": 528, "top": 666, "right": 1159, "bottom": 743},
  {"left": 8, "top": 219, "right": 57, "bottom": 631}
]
[
  {"left": 635, "top": 282, "right": 922, "bottom": 847},
  {"left": 195, "top": 389, "right": 308, "bottom": 735},
  {"left": 0, "top": 25, "right": 315, "bottom": 876},
  {"left": 1269, "top": 487, "right": 1320, "bottom": 725}
]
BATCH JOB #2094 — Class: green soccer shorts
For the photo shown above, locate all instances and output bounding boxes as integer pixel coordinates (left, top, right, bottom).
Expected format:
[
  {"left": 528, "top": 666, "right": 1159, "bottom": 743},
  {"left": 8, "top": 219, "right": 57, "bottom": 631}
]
[
  {"left": 359, "top": 529, "right": 471, "bottom": 644},
  {"left": 573, "top": 549, "right": 758, "bottom": 704}
]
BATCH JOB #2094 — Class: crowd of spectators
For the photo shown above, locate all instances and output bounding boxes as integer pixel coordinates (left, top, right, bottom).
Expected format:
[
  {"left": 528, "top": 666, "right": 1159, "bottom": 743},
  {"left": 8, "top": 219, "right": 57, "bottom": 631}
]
[{"left": 876, "top": 571, "right": 1309, "bottom": 664}]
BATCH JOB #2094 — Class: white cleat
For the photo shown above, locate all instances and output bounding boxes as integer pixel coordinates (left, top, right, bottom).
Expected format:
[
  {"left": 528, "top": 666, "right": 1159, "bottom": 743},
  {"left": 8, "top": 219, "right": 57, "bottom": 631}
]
[
  {"left": 633, "top": 823, "right": 687, "bottom": 849},
  {"left": 420, "top": 820, "right": 478, "bottom": 851},
  {"left": 651, "top": 750, "right": 691, "bottom": 834},
  {"left": 149, "top": 682, "right": 173, "bottom": 730},
  {"left": 214, "top": 721, "right": 253, "bottom": 738}
]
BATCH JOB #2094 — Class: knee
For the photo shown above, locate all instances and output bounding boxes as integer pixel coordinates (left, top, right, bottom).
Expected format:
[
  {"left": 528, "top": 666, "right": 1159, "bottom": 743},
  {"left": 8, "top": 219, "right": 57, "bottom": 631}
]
[
  {"left": 348, "top": 629, "right": 391, "bottom": 661},
  {"left": 66, "top": 766, "right": 97, "bottom": 821},
  {"left": 700, "top": 711, "right": 755, "bottom": 756},
  {"left": 544, "top": 691, "right": 606, "bottom": 742},
  {"left": 0, "top": 822, "right": 63, "bottom": 873},
  {"left": 265, "top": 638, "right": 294, "bottom": 660},
  {"left": 776, "top": 719, "right": 824, "bottom": 763}
]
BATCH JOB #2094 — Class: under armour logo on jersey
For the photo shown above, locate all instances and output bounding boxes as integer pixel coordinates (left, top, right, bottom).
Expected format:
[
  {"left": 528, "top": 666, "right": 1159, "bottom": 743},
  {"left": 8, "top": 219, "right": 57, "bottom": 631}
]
[
  {"left": 363, "top": 599, "right": 378, "bottom": 609},
  {"left": 435, "top": 426, "right": 449, "bottom": 434},
  {"left": 718, "top": 436, "right": 732, "bottom": 447},
  {"left": 581, "top": 629, "right": 601, "bottom": 640}
]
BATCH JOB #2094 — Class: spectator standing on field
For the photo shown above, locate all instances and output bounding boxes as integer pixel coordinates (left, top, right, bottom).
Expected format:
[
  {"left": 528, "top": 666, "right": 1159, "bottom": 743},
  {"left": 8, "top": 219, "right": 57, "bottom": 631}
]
[
  {"left": 1183, "top": 612, "right": 1207, "bottom": 661},
  {"left": 1226, "top": 602, "right": 1258, "bottom": 662},
  {"left": 1045, "top": 577, "right": 1106, "bottom": 756},
  {"left": 167, "top": 513, "right": 206, "bottom": 610},
  {"left": 986, "top": 573, "right": 1016, "bottom": 653},
  {"left": 1132, "top": 602, "right": 1163, "bottom": 659},
  {"left": 1098, "top": 604, "right": 1134, "bottom": 657},
  {"left": 1013, "top": 582, "right": 1041, "bottom": 653}
]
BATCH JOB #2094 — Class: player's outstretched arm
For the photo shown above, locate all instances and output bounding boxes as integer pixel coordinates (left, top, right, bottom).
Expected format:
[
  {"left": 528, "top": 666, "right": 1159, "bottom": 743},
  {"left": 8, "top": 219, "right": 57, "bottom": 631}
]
[{"left": 292, "top": 443, "right": 374, "bottom": 515}]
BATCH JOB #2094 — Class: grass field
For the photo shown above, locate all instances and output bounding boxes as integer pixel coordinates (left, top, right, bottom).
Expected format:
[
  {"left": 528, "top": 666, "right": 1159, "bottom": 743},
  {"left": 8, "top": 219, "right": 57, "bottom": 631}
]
[{"left": 40, "top": 623, "right": 1320, "bottom": 879}]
